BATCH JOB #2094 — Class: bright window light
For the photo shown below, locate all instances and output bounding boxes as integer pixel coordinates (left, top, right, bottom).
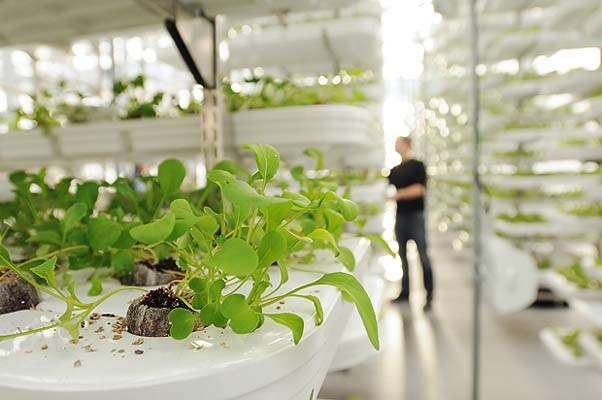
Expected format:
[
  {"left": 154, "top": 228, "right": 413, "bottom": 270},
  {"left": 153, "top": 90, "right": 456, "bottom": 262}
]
[{"left": 533, "top": 48, "right": 601, "bottom": 74}]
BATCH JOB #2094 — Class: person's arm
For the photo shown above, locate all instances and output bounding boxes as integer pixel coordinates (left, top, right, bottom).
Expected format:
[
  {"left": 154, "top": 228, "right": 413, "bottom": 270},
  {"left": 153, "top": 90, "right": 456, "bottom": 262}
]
[{"left": 388, "top": 183, "right": 425, "bottom": 201}]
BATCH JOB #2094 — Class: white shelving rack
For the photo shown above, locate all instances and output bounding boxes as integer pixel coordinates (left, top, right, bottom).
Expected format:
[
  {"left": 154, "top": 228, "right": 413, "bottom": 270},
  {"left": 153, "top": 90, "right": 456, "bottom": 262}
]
[{"left": 429, "top": 0, "right": 602, "bottom": 370}]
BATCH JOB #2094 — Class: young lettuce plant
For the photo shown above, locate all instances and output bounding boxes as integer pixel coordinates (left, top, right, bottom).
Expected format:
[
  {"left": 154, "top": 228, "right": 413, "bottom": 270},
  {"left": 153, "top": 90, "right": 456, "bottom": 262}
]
[
  {"left": 0, "top": 246, "right": 144, "bottom": 341},
  {"left": 289, "top": 148, "right": 395, "bottom": 259},
  {"left": 128, "top": 144, "right": 379, "bottom": 348}
]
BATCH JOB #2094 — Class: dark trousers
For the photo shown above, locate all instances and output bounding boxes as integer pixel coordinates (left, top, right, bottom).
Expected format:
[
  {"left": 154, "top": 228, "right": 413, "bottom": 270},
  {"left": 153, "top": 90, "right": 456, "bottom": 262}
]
[{"left": 394, "top": 210, "right": 434, "bottom": 301}]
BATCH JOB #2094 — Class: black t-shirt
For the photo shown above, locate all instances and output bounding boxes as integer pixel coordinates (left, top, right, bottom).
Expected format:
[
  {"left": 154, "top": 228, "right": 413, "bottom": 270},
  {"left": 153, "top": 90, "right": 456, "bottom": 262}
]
[{"left": 387, "top": 159, "right": 427, "bottom": 214}]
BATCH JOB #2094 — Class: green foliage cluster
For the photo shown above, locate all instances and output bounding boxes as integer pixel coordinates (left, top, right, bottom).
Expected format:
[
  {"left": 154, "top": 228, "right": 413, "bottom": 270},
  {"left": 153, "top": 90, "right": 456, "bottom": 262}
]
[
  {"left": 496, "top": 212, "right": 546, "bottom": 224},
  {"left": 558, "top": 263, "right": 602, "bottom": 290},
  {"left": 0, "top": 144, "right": 381, "bottom": 348},
  {"left": 560, "top": 329, "right": 583, "bottom": 357},
  {"left": 560, "top": 202, "right": 602, "bottom": 217},
  {"left": 8, "top": 75, "right": 201, "bottom": 135},
  {"left": 224, "top": 75, "right": 368, "bottom": 112}
]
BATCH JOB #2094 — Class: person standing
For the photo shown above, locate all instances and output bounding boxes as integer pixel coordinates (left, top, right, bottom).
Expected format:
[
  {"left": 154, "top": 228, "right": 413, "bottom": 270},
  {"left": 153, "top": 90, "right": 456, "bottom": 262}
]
[{"left": 387, "top": 136, "right": 434, "bottom": 311}]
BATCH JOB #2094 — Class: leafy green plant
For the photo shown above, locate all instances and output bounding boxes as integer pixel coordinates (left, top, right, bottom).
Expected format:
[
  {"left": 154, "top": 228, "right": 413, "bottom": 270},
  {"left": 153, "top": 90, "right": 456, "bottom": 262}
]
[
  {"left": 496, "top": 212, "right": 546, "bottom": 224},
  {"left": 224, "top": 75, "right": 368, "bottom": 112},
  {"left": 559, "top": 329, "right": 583, "bottom": 357},
  {"left": 112, "top": 75, "right": 165, "bottom": 119},
  {"left": 558, "top": 263, "right": 602, "bottom": 290},
  {"left": 0, "top": 144, "right": 380, "bottom": 349},
  {"left": 10, "top": 90, "right": 60, "bottom": 135},
  {"left": 560, "top": 202, "right": 602, "bottom": 217}
]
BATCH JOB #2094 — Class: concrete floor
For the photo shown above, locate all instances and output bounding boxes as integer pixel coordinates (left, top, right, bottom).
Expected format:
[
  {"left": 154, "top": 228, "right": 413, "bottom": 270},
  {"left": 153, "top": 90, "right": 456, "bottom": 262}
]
[{"left": 320, "top": 233, "right": 602, "bottom": 400}]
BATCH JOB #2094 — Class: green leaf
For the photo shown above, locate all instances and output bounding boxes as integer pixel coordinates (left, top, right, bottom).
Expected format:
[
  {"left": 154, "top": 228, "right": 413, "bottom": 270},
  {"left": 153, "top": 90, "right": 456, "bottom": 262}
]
[
  {"left": 266, "top": 313, "right": 304, "bottom": 344},
  {"left": 200, "top": 303, "right": 228, "bottom": 328},
  {"left": 337, "top": 198, "right": 359, "bottom": 221},
  {"left": 209, "top": 279, "right": 225, "bottom": 301},
  {"left": 170, "top": 198, "right": 195, "bottom": 218},
  {"left": 130, "top": 213, "right": 175, "bottom": 245},
  {"left": 207, "top": 238, "right": 258, "bottom": 277},
  {"left": 30, "top": 256, "right": 58, "bottom": 288},
  {"left": 87, "top": 275, "right": 103, "bottom": 296},
  {"left": 212, "top": 160, "right": 249, "bottom": 177},
  {"left": 230, "top": 309, "right": 259, "bottom": 334},
  {"left": 28, "top": 230, "right": 62, "bottom": 247},
  {"left": 112, "top": 222, "right": 140, "bottom": 249},
  {"left": 303, "top": 147, "right": 324, "bottom": 170},
  {"left": 158, "top": 159, "right": 186, "bottom": 196},
  {"left": 243, "top": 143, "right": 281, "bottom": 181},
  {"left": 208, "top": 170, "right": 290, "bottom": 208},
  {"left": 87, "top": 217, "right": 123, "bottom": 251},
  {"left": 112, "top": 177, "right": 138, "bottom": 203},
  {"left": 74, "top": 182, "right": 99, "bottom": 211},
  {"left": 262, "top": 201, "right": 293, "bottom": 231},
  {"left": 281, "top": 191, "right": 311, "bottom": 207},
  {"left": 61, "top": 202, "right": 88, "bottom": 235},
  {"left": 197, "top": 215, "right": 219, "bottom": 237},
  {"left": 257, "top": 231, "right": 287, "bottom": 267},
  {"left": 189, "top": 277, "right": 208, "bottom": 293},
  {"left": 337, "top": 246, "right": 356, "bottom": 271},
  {"left": 112, "top": 250, "right": 134, "bottom": 277},
  {"left": 0, "top": 245, "right": 11, "bottom": 266},
  {"left": 221, "top": 294, "right": 247, "bottom": 318},
  {"left": 308, "top": 272, "right": 379, "bottom": 350},
  {"left": 308, "top": 228, "right": 340, "bottom": 255},
  {"left": 168, "top": 308, "right": 196, "bottom": 340},
  {"left": 294, "top": 294, "right": 324, "bottom": 325},
  {"left": 363, "top": 233, "right": 396, "bottom": 257}
]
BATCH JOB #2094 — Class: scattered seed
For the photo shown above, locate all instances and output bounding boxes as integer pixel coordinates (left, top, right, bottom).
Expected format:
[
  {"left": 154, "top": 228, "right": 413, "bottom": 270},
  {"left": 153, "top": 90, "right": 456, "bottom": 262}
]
[
  {"left": 276, "top": 306, "right": 281, "bottom": 310},
  {"left": 95, "top": 326, "right": 104, "bottom": 333},
  {"left": 90, "top": 313, "right": 101, "bottom": 321},
  {"left": 117, "top": 349, "right": 125, "bottom": 353},
  {"left": 113, "top": 334, "right": 123, "bottom": 341},
  {"left": 82, "top": 345, "right": 96, "bottom": 353},
  {"left": 99, "top": 335, "right": 106, "bottom": 340},
  {"left": 279, "top": 301, "right": 285, "bottom": 305},
  {"left": 69, "top": 339, "right": 77, "bottom": 345},
  {"left": 101, "top": 313, "right": 116, "bottom": 318},
  {"left": 132, "top": 338, "right": 144, "bottom": 346},
  {"left": 73, "top": 360, "right": 82, "bottom": 368},
  {"left": 134, "top": 349, "right": 144, "bottom": 355},
  {"left": 41, "top": 344, "right": 48, "bottom": 351}
]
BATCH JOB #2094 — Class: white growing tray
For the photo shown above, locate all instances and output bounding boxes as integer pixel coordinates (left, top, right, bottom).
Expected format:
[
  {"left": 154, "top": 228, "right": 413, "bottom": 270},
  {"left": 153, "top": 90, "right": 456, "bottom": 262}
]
[
  {"left": 0, "top": 115, "right": 201, "bottom": 167},
  {"left": 231, "top": 104, "right": 376, "bottom": 148},
  {"left": 0, "top": 238, "right": 372, "bottom": 400},
  {"left": 539, "top": 327, "right": 593, "bottom": 368},
  {"left": 228, "top": 17, "right": 382, "bottom": 72}
]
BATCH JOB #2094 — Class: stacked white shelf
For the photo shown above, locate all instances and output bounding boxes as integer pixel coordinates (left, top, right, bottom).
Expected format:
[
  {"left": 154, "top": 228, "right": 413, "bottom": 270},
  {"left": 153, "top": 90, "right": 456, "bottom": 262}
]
[{"left": 433, "top": 0, "right": 602, "bottom": 368}]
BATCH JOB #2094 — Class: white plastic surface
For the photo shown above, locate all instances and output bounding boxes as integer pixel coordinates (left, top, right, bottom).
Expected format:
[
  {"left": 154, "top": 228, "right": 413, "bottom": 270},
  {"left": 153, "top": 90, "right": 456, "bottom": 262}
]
[
  {"left": 539, "top": 327, "right": 593, "bottom": 367},
  {"left": 483, "top": 235, "right": 538, "bottom": 313},
  {"left": 0, "top": 238, "right": 372, "bottom": 400}
]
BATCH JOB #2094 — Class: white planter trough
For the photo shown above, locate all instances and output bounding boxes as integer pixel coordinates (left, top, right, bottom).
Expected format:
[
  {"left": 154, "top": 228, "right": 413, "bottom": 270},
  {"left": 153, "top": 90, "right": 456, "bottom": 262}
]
[
  {"left": 228, "top": 17, "right": 381, "bottom": 72},
  {"left": 126, "top": 115, "right": 202, "bottom": 155},
  {"left": 0, "top": 238, "right": 374, "bottom": 400},
  {"left": 542, "top": 271, "right": 602, "bottom": 301},
  {"left": 539, "top": 327, "right": 593, "bottom": 368},
  {"left": 579, "top": 331, "right": 602, "bottom": 367},
  {"left": 231, "top": 105, "right": 375, "bottom": 148},
  {"left": 57, "top": 121, "right": 124, "bottom": 157},
  {"left": 0, "top": 130, "right": 56, "bottom": 163}
]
